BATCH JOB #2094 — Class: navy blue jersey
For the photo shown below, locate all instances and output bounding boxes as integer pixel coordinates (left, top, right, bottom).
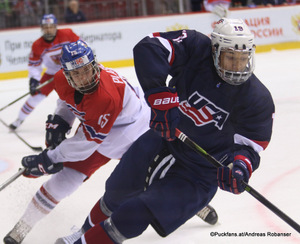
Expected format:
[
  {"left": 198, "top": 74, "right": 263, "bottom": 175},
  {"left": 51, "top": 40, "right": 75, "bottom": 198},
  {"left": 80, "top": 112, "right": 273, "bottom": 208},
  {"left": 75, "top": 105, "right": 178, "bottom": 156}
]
[
  {"left": 101, "top": 30, "right": 275, "bottom": 238},
  {"left": 133, "top": 29, "right": 275, "bottom": 172}
]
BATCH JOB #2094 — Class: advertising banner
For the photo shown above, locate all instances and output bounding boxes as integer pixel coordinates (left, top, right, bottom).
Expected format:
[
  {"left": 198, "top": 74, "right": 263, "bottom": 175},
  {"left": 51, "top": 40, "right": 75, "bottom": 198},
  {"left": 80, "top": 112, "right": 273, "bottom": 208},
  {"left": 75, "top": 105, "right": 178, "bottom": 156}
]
[{"left": 0, "top": 5, "right": 299, "bottom": 79}]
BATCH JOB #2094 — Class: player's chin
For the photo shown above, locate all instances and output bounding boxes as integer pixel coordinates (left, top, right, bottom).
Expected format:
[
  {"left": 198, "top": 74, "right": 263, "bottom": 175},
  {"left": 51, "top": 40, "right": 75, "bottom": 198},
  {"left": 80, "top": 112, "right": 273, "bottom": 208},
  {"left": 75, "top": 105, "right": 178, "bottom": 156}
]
[{"left": 78, "top": 83, "right": 99, "bottom": 94}]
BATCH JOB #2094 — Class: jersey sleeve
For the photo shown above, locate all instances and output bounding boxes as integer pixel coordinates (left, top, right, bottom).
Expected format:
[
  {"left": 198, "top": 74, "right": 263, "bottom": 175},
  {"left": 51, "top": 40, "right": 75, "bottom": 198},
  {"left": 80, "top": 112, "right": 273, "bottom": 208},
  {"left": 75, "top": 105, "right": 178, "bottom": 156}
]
[
  {"left": 54, "top": 98, "right": 76, "bottom": 126},
  {"left": 133, "top": 30, "right": 211, "bottom": 91},
  {"left": 47, "top": 126, "right": 99, "bottom": 163},
  {"left": 28, "top": 40, "right": 43, "bottom": 80},
  {"left": 232, "top": 80, "right": 275, "bottom": 171}
]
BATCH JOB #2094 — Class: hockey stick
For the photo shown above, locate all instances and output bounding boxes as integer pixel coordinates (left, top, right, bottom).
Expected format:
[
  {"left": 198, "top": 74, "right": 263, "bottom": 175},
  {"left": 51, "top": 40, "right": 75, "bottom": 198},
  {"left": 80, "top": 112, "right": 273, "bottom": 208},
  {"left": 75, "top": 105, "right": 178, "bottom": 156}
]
[
  {"left": 0, "top": 168, "right": 25, "bottom": 192},
  {"left": 0, "top": 118, "right": 43, "bottom": 152},
  {"left": 0, "top": 78, "right": 53, "bottom": 112},
  {"left": 175, "top": 128, "right": 300, "bottom": 233}
]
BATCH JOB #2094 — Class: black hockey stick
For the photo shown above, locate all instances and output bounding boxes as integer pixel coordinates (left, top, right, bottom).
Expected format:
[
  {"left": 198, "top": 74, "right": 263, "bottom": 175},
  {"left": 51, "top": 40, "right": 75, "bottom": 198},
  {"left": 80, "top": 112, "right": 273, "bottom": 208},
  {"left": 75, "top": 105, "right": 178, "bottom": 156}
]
[
  {"left": 0, "top": 78, "right": 53, "bottom": 112},
  {"left": 0, "top": 118, "right": 43, "bottom": 152},
  {"left": 175, "top": 128, "right": 300, "bottom": 233},
  {"left": 0, "top": 168, "right": 25, "bottom": 192}
]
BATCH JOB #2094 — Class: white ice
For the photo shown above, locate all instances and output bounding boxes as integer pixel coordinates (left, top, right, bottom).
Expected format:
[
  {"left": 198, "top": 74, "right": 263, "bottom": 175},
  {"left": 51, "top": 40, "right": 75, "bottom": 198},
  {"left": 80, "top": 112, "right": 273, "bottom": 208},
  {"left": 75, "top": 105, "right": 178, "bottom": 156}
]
[{"left": 0, "top": 49, "right": 300, "bottom": 244}]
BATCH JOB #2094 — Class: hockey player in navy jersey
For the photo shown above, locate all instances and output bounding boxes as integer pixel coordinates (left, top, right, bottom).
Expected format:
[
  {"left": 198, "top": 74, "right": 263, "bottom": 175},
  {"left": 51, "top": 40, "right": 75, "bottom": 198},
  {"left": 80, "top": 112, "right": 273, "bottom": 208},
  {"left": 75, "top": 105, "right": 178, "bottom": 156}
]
[{"left": 57, "top": 18, "right": 275, "bottom": 243}]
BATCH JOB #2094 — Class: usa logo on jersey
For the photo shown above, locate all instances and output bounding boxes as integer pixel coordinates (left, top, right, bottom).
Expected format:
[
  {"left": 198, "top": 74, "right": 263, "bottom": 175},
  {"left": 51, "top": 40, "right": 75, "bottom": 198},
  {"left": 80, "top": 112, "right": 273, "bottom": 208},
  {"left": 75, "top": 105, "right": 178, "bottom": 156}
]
[{"left": 179, "top": 91, "right": 229, "bottom": 130}]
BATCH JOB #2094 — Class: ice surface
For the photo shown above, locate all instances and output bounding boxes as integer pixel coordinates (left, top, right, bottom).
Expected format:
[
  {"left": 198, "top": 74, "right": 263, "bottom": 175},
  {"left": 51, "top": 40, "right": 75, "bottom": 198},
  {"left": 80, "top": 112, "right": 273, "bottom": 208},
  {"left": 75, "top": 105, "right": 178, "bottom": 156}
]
[{"left": 0, "top": 49, "right": 300, "bottom": 244}]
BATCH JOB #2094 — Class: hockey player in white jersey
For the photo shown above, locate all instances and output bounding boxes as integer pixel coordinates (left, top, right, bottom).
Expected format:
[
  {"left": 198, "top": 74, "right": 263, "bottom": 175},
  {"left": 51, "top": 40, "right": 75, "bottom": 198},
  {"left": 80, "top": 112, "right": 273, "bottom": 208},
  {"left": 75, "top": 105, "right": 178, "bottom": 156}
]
[{"left": 9, "top": 14, "right": 79, "bottom": 130}]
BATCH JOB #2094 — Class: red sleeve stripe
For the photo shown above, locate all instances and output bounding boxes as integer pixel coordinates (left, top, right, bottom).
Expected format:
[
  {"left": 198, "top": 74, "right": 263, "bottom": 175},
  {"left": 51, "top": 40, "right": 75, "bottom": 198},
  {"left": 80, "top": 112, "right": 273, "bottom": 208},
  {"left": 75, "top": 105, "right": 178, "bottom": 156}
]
[
  {"left": 252, "top": 139, "right": 269, "bottom": 150},
  {"left": 234, "top": 133, "right": 269, "bottom": 153}
]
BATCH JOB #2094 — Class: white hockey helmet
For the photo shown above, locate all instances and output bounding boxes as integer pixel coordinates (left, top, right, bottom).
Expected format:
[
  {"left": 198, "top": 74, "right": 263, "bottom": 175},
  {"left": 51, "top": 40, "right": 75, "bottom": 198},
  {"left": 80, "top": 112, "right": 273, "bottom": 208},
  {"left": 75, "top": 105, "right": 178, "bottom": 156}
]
[{"left": 211, "top": 18, "right": 255, "bottom": 85}]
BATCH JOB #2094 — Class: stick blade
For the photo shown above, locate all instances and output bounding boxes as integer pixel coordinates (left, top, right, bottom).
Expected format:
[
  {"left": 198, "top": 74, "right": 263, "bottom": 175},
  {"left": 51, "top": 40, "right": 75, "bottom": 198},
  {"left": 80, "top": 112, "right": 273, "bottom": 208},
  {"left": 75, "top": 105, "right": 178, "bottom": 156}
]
[{"left": 32, "top": 147, "right": 43, "bottom": 152}]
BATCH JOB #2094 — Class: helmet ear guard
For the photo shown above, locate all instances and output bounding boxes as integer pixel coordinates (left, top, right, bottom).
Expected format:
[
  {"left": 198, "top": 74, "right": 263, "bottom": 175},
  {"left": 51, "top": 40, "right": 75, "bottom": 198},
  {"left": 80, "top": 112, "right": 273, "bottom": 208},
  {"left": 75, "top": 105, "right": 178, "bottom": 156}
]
[
  {"left": 211, "top": 18, "right": 256, "bottom": 85},
  {"left": 60, "top": 40, "right": 100, "bottom": 94}
]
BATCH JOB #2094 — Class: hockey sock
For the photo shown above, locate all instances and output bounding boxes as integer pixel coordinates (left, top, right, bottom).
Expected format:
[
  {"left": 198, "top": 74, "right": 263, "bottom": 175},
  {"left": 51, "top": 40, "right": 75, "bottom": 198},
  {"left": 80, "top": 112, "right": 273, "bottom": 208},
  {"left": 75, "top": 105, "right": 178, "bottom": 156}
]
[
  {"left": 17, "top": 93, "right": 46, "bottom": 121},
  {"left": 20, "top": 185, "right": 59, "bottom": 227},
  {"left": 78, "top": 198, "right": 152, "bottom": 243},
  {"left": 75, "top": 222, "right": 115, "bottom": 244},
  {"left": 43, "top": 167, "right": 86, "bottom": 201},
  {"left": 20, "top": 168, "right": 86, "bottom": 228},
  {"left": 82, "top": 198, "right": 110, "bottom": 232}
]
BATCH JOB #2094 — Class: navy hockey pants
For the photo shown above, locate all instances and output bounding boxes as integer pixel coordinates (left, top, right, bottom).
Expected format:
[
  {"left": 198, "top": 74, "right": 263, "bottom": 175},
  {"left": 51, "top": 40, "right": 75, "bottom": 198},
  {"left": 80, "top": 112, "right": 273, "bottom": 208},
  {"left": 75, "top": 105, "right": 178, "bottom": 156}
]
[{"left": 103, "top": 129, "right": 218, "bottom": 237}]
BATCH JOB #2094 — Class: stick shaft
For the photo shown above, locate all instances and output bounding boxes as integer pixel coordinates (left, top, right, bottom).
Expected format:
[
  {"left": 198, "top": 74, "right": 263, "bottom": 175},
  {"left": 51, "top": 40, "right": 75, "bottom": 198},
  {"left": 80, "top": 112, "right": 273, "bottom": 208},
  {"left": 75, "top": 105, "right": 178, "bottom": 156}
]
[
  {"left": 0, "top": 168, "right": 25, "bottom": 191},
  {"left": 0, "top": 78, "right": 53, "bottom": 112},
  {"left": 175, "top": 128, "right": 300, "bottom": 233}
]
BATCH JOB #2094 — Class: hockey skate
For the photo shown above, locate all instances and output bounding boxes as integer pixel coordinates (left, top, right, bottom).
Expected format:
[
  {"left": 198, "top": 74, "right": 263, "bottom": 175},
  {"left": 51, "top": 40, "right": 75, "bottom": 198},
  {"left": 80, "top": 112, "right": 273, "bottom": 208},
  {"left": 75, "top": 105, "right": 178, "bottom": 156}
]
[
  {"left": 196, "top": 204, "right": 218, "bottom": 225},
  {"left": 55, "top": 227, "right": 84, "bottom": 244},
  {"left": 9, "top": 119, "right": 23, "bottom": 130},
  {"left": 3, "top": 220, "right": 32, "bottom": 244}
]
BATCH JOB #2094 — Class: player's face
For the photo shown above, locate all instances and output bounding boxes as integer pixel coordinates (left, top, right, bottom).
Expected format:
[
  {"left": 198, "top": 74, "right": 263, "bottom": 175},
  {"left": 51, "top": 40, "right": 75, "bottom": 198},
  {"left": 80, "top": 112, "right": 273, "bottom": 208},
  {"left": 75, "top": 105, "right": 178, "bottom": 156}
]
[
  {"left": 220, "top": 49, "right": 250, "bottom": 72},
  {"left": 41, "top": 24, "right": 57, "bottom": 41},
  {"left": 69, "top": 63, "right": 94, "bottom": 89}
]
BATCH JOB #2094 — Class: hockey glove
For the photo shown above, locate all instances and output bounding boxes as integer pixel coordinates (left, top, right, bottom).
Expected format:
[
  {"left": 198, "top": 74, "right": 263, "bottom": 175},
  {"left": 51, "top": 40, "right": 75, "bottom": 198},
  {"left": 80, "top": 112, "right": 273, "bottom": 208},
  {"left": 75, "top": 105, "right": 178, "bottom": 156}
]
[
  {"left": 217, "top": 157, "right": 252, "bottom": 194},
  {"left": 145, "top": 87, "right": 180, "bottom": 141},
  {"left": 45, "top": 114, "right": 71, "bottom": 148},
  {"left": 22, "top": 150, "right": 63, "bottom": 178},
  {"left": 29, "top": 78, "right": 40, "bottom": 95}
]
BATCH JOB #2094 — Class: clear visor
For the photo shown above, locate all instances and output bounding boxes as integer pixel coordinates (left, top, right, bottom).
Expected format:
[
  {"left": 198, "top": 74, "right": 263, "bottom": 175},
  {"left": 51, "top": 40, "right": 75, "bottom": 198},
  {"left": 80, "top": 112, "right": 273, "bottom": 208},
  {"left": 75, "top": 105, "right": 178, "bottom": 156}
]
[
  {"left": 216, "top": 47, "right": 255, "bottom": 85},
  {"left": 64, "top": 62, "right": 100, "bottom": 94}
]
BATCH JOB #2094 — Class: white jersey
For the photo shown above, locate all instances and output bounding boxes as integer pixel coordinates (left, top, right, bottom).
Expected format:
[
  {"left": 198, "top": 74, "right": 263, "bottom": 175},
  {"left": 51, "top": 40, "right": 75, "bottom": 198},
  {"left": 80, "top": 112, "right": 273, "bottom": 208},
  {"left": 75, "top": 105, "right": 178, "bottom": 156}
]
[
  {"left": 28, "top": 28, "right": 79, "bottom": 80},
  {"left": 47, "top": 66, "right": 150, "bottom": 163}
]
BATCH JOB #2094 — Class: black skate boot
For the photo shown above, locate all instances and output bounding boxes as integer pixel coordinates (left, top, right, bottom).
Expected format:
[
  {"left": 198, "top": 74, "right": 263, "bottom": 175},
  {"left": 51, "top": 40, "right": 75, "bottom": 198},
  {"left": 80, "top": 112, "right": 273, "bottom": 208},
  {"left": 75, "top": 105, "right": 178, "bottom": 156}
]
[{"left": 196, "top": 204, "right": 218, "bottom": 225}]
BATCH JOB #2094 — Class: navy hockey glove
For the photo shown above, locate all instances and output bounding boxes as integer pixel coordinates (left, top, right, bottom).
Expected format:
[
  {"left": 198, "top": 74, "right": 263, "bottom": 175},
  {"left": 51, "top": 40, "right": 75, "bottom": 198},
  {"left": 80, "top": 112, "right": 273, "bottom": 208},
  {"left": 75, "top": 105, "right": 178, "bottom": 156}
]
[
  {"left": 29, "top": 78, "right": 40, "bottom": 95},
  {"left": 22, "top": 150, "right": 63, "bottom": 178},
  {"left": 45, "top": 114, "right": 71, "bottom": 148},
  {"left": 145, "top": 87, "right": 180, "bottom": 141},
  {"left": 217, "top": 156, "right": 252, "bottom": 194}
]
